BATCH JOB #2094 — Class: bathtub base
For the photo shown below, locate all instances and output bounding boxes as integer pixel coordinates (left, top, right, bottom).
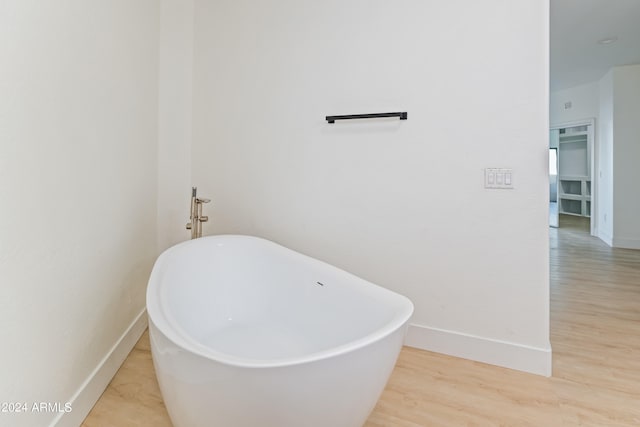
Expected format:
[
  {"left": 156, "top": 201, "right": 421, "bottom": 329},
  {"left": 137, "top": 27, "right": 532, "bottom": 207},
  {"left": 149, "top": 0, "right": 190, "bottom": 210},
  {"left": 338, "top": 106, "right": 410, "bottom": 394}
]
[{"left": 150, "top": 320, "right": 406, "bottom": 427}]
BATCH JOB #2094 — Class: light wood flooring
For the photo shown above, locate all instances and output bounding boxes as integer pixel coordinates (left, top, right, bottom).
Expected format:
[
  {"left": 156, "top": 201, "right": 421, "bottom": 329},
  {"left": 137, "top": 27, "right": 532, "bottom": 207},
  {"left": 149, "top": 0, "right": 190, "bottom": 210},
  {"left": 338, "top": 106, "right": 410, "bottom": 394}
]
[{"left": 82, "top": 215, "right": 640, "bottom": 426}]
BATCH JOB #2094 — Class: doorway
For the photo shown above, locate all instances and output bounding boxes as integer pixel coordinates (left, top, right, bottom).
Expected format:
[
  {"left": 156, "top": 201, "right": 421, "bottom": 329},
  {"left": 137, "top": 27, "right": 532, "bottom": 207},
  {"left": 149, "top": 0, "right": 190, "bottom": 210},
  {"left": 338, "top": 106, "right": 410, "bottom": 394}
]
[{"left": 549, "top": 119, "right": 595, "bottom": 235}]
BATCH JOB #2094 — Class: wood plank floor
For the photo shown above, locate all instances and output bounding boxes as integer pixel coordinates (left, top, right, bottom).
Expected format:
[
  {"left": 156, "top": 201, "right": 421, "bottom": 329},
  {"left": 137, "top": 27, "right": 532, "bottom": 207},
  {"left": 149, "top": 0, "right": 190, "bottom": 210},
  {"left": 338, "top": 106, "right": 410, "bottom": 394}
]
[{"left": 82, "top": 215, "right": 640, "bottom": 426}]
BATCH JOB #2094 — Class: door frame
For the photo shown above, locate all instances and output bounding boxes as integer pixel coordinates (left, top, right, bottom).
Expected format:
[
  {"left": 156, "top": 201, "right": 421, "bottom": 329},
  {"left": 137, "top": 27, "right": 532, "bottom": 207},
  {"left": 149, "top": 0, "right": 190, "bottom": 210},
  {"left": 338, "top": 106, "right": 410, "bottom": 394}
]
[{"left": 550, "top": 118, "right": 596, "bottom": 236}]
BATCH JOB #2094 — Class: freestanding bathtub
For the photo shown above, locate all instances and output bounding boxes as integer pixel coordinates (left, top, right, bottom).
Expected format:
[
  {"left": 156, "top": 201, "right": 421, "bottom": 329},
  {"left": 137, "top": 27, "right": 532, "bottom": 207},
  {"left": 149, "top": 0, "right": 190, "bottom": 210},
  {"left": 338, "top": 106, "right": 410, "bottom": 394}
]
[{"left": 147, "top": 235, "right": 413, "bottom": 427}]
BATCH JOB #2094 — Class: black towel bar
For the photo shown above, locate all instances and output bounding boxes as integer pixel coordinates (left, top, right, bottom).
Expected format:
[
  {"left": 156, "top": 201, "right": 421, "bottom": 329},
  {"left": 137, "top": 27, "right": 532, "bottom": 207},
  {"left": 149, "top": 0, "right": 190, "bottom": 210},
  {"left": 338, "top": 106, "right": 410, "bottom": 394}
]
[{"left": 325, "top": 112, "right": 407, "bottom": 123}]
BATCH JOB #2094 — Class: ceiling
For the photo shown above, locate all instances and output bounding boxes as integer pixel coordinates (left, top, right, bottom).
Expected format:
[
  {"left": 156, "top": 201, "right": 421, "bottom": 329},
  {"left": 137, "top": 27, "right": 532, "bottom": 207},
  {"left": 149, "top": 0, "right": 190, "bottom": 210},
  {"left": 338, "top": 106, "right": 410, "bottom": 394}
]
[{"left": 550, "top": 0, "right": 640, "bottom": 91}]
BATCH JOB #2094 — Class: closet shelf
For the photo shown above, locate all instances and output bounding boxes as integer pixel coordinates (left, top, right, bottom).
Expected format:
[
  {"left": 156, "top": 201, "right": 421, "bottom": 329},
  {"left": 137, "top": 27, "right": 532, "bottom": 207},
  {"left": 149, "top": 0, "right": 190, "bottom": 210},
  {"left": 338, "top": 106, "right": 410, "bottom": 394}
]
[{"left": 558, "top": 177, "right": 591, "bottom": 217}]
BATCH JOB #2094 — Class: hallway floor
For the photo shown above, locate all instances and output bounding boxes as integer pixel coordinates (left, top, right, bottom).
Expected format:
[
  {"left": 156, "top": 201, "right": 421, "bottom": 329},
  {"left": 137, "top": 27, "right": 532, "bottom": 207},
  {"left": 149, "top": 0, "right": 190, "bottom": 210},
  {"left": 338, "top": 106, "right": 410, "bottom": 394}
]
[{"left": 82, "top": 216, "right": 640, "bottom": 426}]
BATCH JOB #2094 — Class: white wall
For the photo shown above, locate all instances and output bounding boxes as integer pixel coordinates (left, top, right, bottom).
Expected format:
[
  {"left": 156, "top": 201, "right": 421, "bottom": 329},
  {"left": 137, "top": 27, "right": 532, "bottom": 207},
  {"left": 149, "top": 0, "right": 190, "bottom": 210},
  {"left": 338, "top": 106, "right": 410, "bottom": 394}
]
[
  {"left": 192, "top": 0, "right": 551, "bottom": 375},
  {"left": 558, "top": 139, "right": 589, "bottom": 176},
  {"left": 550, "top": 81, "right": 599, "bottom": 125},
  {"left": 598, "top": 70, "right": 614, "bottom": 243},
  {"left": 612, "top": 64, "right": 640, "bottom": 248},
  {"left": 157, "top": 0, "right": 194, "bottom": 252},
  {"left": 0, "top": 2, "right": 158, "bottom": 426},
  {"left": 595, "top": 64, "right": 640, "bottom": 249}
]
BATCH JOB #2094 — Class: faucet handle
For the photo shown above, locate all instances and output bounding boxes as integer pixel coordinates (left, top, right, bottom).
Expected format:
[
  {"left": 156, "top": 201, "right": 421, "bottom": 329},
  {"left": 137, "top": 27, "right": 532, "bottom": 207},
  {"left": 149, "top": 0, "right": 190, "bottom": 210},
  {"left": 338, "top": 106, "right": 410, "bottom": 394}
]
[
  {"left": 199, "top": 216, "right": 209, "bottom": 222},
  {"left": 196, "top": 198, "right": 211, "bottom": 204},
  {"left": 186, "top": 222, "right": 192, "bottom": 230}
]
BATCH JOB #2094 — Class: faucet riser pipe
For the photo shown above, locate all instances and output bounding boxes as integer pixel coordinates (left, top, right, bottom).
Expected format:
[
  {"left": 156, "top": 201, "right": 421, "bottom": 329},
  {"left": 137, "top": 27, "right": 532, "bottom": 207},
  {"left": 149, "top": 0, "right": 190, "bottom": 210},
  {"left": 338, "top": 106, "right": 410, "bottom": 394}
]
[{"left": 186, "top": 187, "right": 210, "bottom": 239}]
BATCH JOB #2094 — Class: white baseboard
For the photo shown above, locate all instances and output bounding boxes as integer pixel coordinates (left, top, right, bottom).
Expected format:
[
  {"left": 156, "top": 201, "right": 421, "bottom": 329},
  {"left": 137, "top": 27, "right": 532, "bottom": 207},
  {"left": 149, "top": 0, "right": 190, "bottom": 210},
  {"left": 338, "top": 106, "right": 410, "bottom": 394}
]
[
  {"left": 598, "top": 230, "right": 613, "bottom": 247},
  {"left": 612, "top": 236, "right": 640, "bottom": 250},
  {"left": 405, "top": 323, "right": 552, "bottom": 377},
  {"left": 49, "top": 309, "right": 148, "bottom": 427}
]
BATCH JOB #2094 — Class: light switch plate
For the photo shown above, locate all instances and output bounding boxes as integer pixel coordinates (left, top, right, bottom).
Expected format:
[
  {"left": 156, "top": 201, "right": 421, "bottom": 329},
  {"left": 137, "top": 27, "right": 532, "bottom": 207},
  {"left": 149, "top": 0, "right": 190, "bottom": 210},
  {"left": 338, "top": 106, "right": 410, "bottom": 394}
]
[{"left": 485, "top": 168, "right": 513, "bottom": 189}]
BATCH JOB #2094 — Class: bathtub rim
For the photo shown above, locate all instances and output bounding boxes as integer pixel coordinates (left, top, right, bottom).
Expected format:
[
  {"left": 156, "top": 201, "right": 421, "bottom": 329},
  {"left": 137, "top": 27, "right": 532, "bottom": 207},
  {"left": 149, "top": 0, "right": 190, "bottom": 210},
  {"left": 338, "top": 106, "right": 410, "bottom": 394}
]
[{"left": 147, "top": 234, "right": 414, "bottom": 369}]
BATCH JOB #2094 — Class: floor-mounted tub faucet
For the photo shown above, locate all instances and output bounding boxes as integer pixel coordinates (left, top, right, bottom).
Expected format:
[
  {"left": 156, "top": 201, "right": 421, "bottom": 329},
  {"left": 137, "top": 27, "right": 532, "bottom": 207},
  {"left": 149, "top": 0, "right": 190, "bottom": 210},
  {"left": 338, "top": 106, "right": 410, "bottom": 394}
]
[{"left": 186, "top": 187, "right": 210, "bottom": 239}]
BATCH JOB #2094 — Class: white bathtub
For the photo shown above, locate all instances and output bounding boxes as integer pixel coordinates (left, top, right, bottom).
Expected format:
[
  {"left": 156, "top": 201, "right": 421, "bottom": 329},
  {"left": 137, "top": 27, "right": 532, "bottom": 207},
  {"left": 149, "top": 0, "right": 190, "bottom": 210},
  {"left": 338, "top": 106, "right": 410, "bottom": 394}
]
[{"left": 147, "top": 235, "right": 413, "bottom": 427}]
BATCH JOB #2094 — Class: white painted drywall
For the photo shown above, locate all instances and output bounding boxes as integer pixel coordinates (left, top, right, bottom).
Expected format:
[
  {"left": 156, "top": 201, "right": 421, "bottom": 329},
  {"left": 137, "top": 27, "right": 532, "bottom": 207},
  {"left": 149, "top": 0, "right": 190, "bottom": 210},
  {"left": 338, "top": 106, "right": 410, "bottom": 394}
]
[
  {"left": 598, "top": 70, "right": 615, "bottom": 243},
  {"left": 558, "top": 139, "right": 589, "bottom": 177},
  {"left": 0, "top": 2, "right": 158, "bottom": 426},
  {"left": 192, "top": 0, "right": 551, "bottom": 374},
  {"left": 158, "top": 0, "right": 194, "bottom": 253},
  {"left": 612, "top": 64, "right": 640, "bottom": 248},
  {"left": 595, "top": 64, "right": 640, "bottom": 248},
  {"left": 549, "top": 81, "right": 599, "bottom": 125}
]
